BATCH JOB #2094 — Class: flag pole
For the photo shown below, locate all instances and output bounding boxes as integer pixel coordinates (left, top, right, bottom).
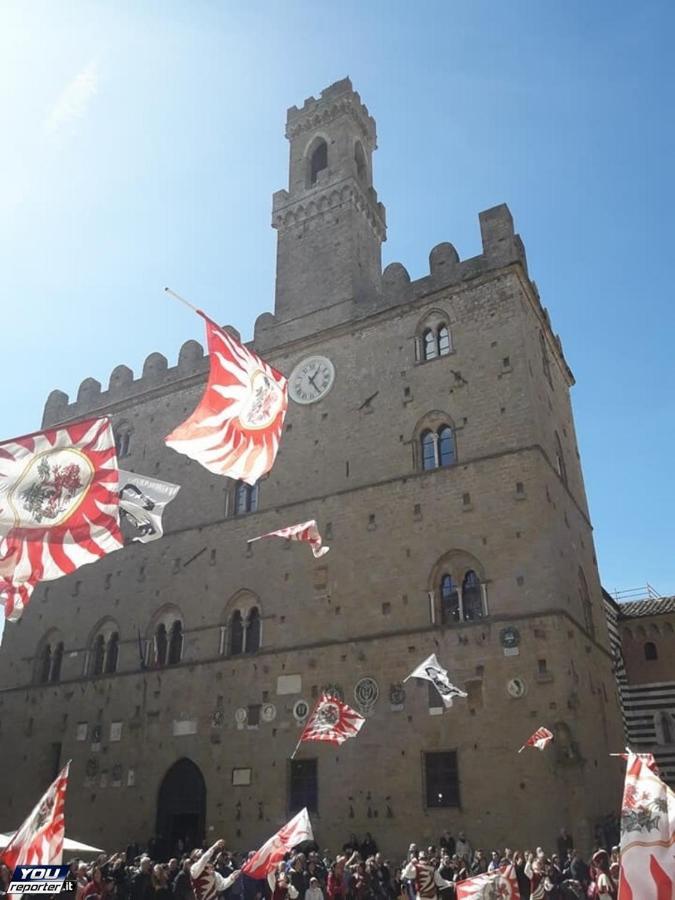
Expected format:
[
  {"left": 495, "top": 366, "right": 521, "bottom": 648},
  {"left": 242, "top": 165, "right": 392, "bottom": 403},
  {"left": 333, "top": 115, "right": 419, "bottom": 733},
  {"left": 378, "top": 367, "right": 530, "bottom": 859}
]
[
  {"left": 165, "top": 286, "right": 202, "bottom": 314},
  {"left": 290, "top": 736, "right": 303, "bottom": 760}
]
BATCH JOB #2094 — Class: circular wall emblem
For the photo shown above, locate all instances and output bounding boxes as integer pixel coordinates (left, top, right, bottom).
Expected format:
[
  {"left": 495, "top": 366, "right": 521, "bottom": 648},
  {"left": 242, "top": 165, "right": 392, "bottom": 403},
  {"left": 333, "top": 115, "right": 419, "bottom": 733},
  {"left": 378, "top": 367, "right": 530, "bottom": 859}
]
[
  {"left": 293, "top": 700, "right": 310, "bottom": 722},
  {"left": 354, "top": 677, "right": 379, "bottom": 714},
  {"left": 321, "top": 683, "right": 344, "bottom": 701},
  {"left": 261, "top": 703, "right": 277, "bottom": 723},
  {"left": 389, "top": 682, "right": 406, "bottom": 706},
  {"left": 9, "top": 449, "right": 94, "bottom": 529},
  {"left": 234, "top": 707, "right": 248, "bottom": 724},
  {"left": 500, "top": 627, "right": 521, "bottom": 649},
  {"left": 506, "top": 677, "right": 526, "bottom": 698},
  {"left": 240, "top": 371, "right": 286, "bottom": 431},
  {"left": 211, "top": 710, "right": 224, "bottom": 727}
]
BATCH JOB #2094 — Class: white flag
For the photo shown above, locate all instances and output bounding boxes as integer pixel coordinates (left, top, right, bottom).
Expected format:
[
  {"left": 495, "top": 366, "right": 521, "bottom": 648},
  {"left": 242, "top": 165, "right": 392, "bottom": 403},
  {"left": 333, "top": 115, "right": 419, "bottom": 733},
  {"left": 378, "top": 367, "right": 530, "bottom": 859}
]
[
  {"left": 118, "top": 471, "right": 180, "bottom": 543},
  {"left": 248, "top": 520, "right": 329, "bottom": 558},
  {"left": 241, "top": 808, "right": 314, "bottom": 879},
  {"left": 404, "top": 653, "right": 467, "bottom": 708}
]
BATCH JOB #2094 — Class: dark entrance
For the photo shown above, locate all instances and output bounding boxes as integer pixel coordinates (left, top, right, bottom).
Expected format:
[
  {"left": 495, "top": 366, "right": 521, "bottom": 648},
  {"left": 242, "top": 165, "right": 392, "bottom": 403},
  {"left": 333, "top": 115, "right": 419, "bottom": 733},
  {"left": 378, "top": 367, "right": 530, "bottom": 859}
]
[{"left": 156, "top": 758, "right": 206, "bottom": 856}]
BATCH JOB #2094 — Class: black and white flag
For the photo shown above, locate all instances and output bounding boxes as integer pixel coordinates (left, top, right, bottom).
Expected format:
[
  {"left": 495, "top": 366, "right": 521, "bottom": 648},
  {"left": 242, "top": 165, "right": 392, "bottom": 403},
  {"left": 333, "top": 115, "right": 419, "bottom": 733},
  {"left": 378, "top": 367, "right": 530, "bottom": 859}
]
[
  {"left": 118, "top": 470, "right": 180, "bottom": 543},
  {"left": 404, "top": 653, "right": 467, "bottom": 708}
]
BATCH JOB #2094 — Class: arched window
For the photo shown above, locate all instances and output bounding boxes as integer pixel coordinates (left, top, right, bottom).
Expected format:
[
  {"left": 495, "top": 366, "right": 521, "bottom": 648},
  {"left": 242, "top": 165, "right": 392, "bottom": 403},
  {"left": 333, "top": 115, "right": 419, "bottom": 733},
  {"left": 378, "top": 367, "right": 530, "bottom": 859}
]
[
  {"left": 555, "top": 432, "right": 567, "bottom": 486},
  {"left": 50, "top": 642, "right": 64, "bottom": 683},
  {"left": 91, "top": 634, "right": 106, "bottom": 676},
  {"left": 114, "top": 420, "right": 133, "bottom": 458},
  {"left": 105, "top": 633, "right": 119, "bottom": 674},
  {"left": 421, "top": 431, "right": 436, "bottom": 470},
  {"left": 309, "top": 140, "right": 328, "bottom": 185},
  {"left": 155, "top": 623, "right": 168, "bottom": 667},
  {"left": 437, "top": 426, "right": 456, "bottom": 467},
  {"left": 440, "top": 575, "right": 460, "bottom": 624},
  {"left": 645, "top": 641, "right": 658, "bottom": 661},
  {"left": 37, "top": 644, "right": 52, "bottom": 685},
  {"left": 355, "top": 141, "right": 367, "bottom": 182},
  {"left": 462, "top": 571, "right": 483, "bottom": 621},
  {"left": 234, "top": 481, "right": 259, "bottom": 515},
  {"left": 168, "top": 620, "right": 183, "bottom": 665},
  {"left": 437, "top": 325, "right": 451, "bottom": 356},
  {"left": 229, "top": 611, "right": 244, "bottom": 657},
  {"left": 423, "top": 329, "right": 437, "bottom": 361},
  {"left": 540, "top": 331, "right": 552, "bottom": 388},
  {"left": 245, "top": 607, "right": 261, "bottom": 654},
  {"left": 579, "top": 568, "right": 595, "bottom": 638}
]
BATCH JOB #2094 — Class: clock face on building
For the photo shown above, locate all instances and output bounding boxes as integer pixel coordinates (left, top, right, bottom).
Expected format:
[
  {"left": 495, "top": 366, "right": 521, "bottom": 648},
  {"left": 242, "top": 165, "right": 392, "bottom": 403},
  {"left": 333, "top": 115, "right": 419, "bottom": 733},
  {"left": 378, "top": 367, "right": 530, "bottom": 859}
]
[{"left": 288, "top": 355, "right": 335, "bottom": 405}]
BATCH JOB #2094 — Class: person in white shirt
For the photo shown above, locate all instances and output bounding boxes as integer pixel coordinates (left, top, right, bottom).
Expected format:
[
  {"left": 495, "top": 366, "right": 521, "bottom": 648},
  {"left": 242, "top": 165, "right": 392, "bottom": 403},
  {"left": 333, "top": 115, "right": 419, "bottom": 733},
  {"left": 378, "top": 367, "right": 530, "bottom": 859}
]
[
  {"left": 454, "top": 833, "right": 472, "bottom": 863},
  {"left": 304, "top": 876, "right": 324, "bottom": 900},
  {"left": 401, "top": 852, "right": 453, "bottom": 900}
]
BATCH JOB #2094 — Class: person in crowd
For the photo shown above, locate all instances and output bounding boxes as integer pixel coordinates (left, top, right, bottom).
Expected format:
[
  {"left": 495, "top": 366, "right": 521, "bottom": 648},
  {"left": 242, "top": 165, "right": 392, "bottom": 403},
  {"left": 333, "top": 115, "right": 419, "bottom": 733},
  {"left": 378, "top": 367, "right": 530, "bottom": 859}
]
[
  {"left": 289, "top": 854, "right": 310, "bottom": 897},
  {"left": 401, "top": 851, "right": 453, "bottom": 900},
  {"left": 268, "top": 866, "right": 299, "bottom": 900},
  {"left": 172, "top": 860, "right": 195, "bottom": 900},
  {"left": 361, "top": 835, "right": 378, "bottom": 860},
  {"left": 438, "top": 834, "right": 454, "bottom": 858},
  {"left": 469, "top": 850, "right": 486, "bottom": 876},
  {"left": 152, "top": 865, "right": 171, "bottom": 900},
  {"left": 453, "top": 835, "right": 471, "bottom": 866},
  {"left": 82, "top": 867, "right": 105, "bottom": 900},
  {"left": 590, "top": 851, "right": 616, "bottom": 900},
  {"left": 487, "top": 851, "right": 501, "bottom": 873},
  {"left": 305, "top": 876, "right": 324, "bottom": 900},
  {"left": 189, "top": 840, "right": 240, "bottom": 900},
  {"left": 130, "top": 859, "right": 154, "bottom": 900},
  {"left": 556, "top": 830, "right": 573, "bottom": 866}
]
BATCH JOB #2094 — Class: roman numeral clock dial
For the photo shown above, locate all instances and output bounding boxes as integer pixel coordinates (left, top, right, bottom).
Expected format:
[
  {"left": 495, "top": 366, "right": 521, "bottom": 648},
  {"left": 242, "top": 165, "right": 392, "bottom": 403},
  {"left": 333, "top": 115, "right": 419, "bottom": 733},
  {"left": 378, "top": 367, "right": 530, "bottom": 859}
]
[{"left": 289, "top": 355, "right": 335, "bottom": 405}]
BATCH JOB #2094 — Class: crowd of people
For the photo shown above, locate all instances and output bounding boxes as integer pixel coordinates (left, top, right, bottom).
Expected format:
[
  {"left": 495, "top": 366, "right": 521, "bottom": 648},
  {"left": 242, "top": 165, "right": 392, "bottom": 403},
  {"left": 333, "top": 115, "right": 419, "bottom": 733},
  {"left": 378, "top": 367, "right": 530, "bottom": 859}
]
[{"left": 0, "top": 829, "right": 623, "bottom": 900}]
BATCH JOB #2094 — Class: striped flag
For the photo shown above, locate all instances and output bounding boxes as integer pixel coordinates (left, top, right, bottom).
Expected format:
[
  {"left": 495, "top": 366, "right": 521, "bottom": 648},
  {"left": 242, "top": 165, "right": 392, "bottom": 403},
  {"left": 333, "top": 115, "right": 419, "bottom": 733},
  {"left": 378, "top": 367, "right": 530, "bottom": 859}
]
[
  {"left": 518, "top": 726, "right": 554, "bottom": 753},
  {"left": 618, "top": 751, "right": 675, "bottom": 899},
  {"left": 456, "top": 864, "right": 520, "bottom": 899},
  {"left": 248, "top": 520, "right": 329, "bottom": 558},
  {"left": 165, "top": 314, "right": 287, "bottom": 485},
  {"left": 0, "top": 418, "right": 122, "bottom": 621},
  {"left": 1, "top": 763, "right": 70, "bottom": 870},
  {"left": 241, "top": 808, "right": 313, "bottom": 879},
  {"left": 299, "top": 694, "right": 365, "bottom": 746}
]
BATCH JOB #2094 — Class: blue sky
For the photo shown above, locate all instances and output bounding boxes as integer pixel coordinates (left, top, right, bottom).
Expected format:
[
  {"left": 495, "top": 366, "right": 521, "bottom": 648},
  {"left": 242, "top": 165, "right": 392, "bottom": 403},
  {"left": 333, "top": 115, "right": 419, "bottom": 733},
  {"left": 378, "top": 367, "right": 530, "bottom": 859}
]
[{"left": 0, "top": 0, "right": 673, "bottom": 597}]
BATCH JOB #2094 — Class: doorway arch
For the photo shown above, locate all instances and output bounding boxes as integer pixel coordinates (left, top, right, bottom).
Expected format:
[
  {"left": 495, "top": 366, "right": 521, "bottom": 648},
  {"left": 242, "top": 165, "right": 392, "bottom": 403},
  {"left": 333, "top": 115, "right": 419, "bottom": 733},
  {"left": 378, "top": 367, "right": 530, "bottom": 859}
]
[{"left": 156, "top": 758, "right": 206, "bottom": 855}]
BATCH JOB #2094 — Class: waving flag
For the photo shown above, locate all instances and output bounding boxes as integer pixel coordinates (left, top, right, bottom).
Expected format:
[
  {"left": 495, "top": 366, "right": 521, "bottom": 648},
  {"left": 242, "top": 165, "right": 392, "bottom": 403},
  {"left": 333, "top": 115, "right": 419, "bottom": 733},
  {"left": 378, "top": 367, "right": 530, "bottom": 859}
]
[
  {"left": 299, "top": 694, "right": 365, "bottom": 746},
  {"left": 518, "top": 727, "right": 554, "bottom": 753},
  {"left": 1, "top": 762, "right": 70, "bottom": 869},
  {"left": 618, "top": 751, "right": 675, "bottom": 899},
  {"left": 0, "top": 419, "right": 122, "bottom": 621},
  {"left": 248, "top": 520, "right": 329, "bottom": 558},
  {"left": 456, "top": 865, "right": 520, "bottom": 899},
  {"left": 165, "top": 314, "right": 287, "bottom": 485},
  {"left": 404, "top": 653, "right": 467, "bottom": 708},
  {"left": 241, "top": 808, "right": 313, "bottom": 879},
  {"left": 118, "top": 470, "right": 180, "bottom": 543}
]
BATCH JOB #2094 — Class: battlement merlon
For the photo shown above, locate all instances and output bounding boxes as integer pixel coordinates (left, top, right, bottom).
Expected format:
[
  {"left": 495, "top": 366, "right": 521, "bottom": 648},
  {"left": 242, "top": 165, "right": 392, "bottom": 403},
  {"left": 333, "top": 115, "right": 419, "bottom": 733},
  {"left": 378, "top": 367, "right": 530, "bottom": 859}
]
[{"left": 285, "top": 77, "right": 377, "bottom": 148}]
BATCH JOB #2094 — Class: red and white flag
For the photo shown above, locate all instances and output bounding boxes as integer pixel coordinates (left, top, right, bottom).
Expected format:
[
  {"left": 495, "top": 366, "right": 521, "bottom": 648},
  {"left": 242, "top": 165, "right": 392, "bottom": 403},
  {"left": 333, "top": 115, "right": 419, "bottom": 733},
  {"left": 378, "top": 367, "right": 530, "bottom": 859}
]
[
  {"left": 299, "top": 693, "right": 365, "bottom": 746},
  {"left": 0, "top": 419, "right": 122, "bottom": 621},
  {"left": 456, "top": 865, "right": 520, "bottom": 899},
  {"left": 618, "top": 751, "right": 674, "bottom": 899},
  {"left": 518, "top": 726, "right": 554, "bottom": 753},
  {"left": 248, "top": 520, "right": 329, "bottom": 558},
  {"left": 241, "top": 808, "right": 313, "bottom": 879},
  {"left": 165, "top": 314, "right": 287, "bottom": 485},
  {"left": 1, "top": 762, "right": 70, "bottom": 869}
]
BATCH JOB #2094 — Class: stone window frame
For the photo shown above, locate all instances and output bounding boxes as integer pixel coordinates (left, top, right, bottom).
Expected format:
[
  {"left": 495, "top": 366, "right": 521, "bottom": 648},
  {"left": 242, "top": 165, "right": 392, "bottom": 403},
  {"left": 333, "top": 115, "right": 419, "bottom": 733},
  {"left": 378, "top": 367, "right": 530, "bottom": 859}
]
[
  {"left": 305, "top": 134, "right": 330, "bottom": 188},
  {"left": 644, "top": 640, "right": 658, "bottom": 661},
  {"left": 414, "top": 308, "right": 454, "bottom": 363},
  {"left": 146, "top": 604, "right": 184, "bottom": 668},
  {"left": 221, "top": 590, "right": 263, "bottom": 658},
  {"left": 228, "top": 480, "right": 260, "bottom": 517},
  {"left": 85, "top": 617, "right": 121, "bottom": 677},
  {"left": 413, "top": 410, "right": 458, "bottom": 472},
  {"left": 113, "top": 419, "right": 134, "bottom": 459},
  {"left": 554, "top": 431, "right": 568, "bottom": 486},
  {"left": 34, "top": 629, "right": 65, "bottom": 685},
  {"left": 429, "top": 550, "right": 489, "bottom": 625}
]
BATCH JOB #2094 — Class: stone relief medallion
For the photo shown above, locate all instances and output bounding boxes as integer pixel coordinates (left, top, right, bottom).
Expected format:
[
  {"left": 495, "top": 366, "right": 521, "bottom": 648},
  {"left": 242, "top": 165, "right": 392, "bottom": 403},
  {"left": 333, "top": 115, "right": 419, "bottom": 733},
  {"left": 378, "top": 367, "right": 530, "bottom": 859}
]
[
  {"left": 354, "top": 677, "right": 379, "bottom": 715},
  {"left": 211, "top": 710, "right": 224, "bottom": 727},
  {"left": 500, "top": 626, "right": 521, "bottom": 649},
  {"left": 506, "top": 677, "right": 526, "bottom": 698},
  {"left": 85, "top": 758, "right": 99, "bottom": 777},
  {"left": 234, "top": 707, "right": 248, "bottom": 725},
  {"left": 261, "top": 703, "right": 277, "bottom": 723},
  {"left": 293, "top": 699, "right": 310, "bottom": 722}
]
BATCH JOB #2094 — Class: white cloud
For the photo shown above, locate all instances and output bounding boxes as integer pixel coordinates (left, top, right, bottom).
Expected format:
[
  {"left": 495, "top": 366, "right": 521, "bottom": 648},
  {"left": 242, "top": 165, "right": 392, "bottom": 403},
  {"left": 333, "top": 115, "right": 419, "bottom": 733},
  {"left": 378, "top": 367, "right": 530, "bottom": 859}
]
[{"left": 45, "top": 60, "right": 98, "bottom": 135}]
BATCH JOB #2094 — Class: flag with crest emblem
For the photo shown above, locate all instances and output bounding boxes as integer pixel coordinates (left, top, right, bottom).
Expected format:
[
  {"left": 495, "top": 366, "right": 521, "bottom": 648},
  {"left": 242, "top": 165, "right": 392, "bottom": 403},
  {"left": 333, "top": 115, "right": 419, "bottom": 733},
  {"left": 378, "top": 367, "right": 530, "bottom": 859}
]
[{"left": 1, "top": 762, "right": 70, "bottom": 870}]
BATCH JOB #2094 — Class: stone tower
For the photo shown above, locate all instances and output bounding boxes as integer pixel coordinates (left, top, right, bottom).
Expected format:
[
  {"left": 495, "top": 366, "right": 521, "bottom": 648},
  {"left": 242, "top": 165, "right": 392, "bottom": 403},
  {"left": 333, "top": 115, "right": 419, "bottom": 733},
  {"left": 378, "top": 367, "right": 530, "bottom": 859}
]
[
  {"left": 0, "top": 79, "right": 624, "bottom": 856},
  {"left": 272, "top": 78, "right": 386, "bottom": 320}
]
